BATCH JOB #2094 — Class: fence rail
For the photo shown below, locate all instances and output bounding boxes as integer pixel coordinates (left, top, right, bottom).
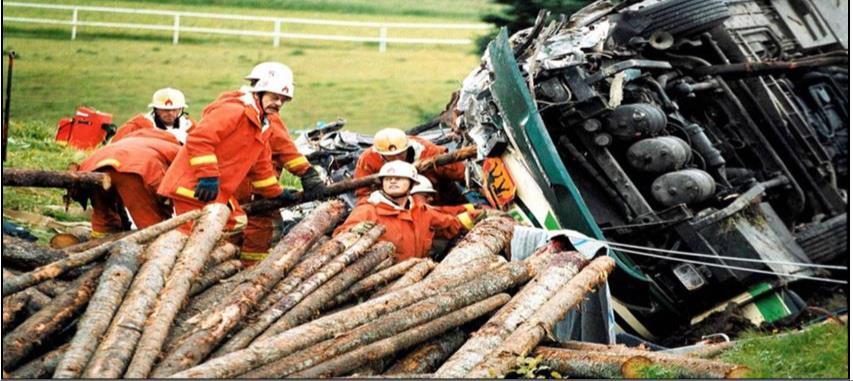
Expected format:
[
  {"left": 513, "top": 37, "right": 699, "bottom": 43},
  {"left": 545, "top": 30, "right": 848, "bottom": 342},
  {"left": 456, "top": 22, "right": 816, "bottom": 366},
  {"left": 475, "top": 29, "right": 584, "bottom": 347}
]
[{"left": 2, "top": 1, "right": 492, "bottom": 52}]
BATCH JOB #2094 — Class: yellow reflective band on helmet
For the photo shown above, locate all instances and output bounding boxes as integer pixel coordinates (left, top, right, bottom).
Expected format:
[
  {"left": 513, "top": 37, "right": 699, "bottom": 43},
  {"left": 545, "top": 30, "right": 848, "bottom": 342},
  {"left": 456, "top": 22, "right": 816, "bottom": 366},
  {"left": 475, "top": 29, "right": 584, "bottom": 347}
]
[
  {"left": 95, "top": 158, "right": 121, "bottom": 169},
  {"left": 176, "top": 187, "right": 196, "bottom": 199},
  {"left": 240, "top": 251, "right": 268, "bottom": 261},
  {"left": 90, "top": 230, "right": 107, "bottom": 239},
  {"left": 189, "top": 154, "right": 218, "bottom": 166},
  {"left": 457, "top": 212, "right": 474, "bottom": 230},
  {"left": 463, "top": 203, "right": 476, "bottom": 213},
  {"left": 252, "top": 176, "right": 279, "bottom": 188},
  {"left": 284, "top": 156, "right": 309, "bottom": 170}
]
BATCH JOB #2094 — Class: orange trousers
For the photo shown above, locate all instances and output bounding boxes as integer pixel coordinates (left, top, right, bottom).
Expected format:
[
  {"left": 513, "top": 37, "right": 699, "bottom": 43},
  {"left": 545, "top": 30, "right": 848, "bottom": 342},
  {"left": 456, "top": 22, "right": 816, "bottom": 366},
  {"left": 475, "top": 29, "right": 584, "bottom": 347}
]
[
  {"left": 90, "top": 171, "right": 170, "bottom": 237},
  {"left": 239, "top": 210, "right": 282, "bottom": 267},
  {"left": 171, "top": 196, "right": 247, "bottom": 235}
]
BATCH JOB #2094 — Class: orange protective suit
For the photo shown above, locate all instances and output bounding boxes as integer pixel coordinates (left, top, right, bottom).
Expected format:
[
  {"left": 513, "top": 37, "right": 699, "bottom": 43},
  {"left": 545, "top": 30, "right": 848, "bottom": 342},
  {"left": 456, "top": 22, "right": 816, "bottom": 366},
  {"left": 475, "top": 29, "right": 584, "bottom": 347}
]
[
  {"left": 353, "top": 136, "right": 465, "bottom": 198},
  {"left": 78, "top": 129, "right": 181, "bottom": 237},
  {"left": 158, "top": 92, "right": 283, "bottom": 234},
  {"left": 111, "top": 113, "right": 195, "bottom": 144},
  {"left": 333, "top": 191, "right": 475, "bottom": 262}
]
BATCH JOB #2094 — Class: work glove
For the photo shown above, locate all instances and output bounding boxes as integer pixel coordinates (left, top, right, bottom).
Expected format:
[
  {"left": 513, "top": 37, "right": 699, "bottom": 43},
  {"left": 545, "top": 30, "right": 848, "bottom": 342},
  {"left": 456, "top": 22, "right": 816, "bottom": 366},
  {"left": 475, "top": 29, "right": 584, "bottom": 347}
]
[
  {"left": 194, "top": 177, "right": 220, "bottom": 202},
  {"left": 274, "top": 188, "right": 301, "bottom": 204},
  {"left": 299, "top": 167, "right": 326, "bottom": 198}
]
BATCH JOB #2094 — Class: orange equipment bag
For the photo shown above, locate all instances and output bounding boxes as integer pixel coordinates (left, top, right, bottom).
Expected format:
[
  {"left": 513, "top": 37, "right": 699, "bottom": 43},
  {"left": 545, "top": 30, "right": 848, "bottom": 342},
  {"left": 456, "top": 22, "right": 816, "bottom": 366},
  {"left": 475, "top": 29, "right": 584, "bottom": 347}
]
[{"left": 55, "top": 106, "right": 115, "bottom": 150}]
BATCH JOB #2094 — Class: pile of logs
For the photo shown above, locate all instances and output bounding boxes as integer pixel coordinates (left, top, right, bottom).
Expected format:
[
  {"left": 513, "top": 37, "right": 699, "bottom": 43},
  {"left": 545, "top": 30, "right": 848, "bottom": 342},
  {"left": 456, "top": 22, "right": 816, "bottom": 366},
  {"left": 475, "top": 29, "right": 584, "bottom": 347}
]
[{"left": 1, "top": 199, "right": 745, "bottom": 379}]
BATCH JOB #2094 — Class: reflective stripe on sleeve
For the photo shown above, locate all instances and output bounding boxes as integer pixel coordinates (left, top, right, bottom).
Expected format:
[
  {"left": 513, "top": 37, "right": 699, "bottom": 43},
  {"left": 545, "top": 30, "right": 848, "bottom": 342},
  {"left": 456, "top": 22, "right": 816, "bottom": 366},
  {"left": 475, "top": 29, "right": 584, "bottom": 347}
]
[{"left": 189, "top": 154, "right": 218, "bottom": 166}]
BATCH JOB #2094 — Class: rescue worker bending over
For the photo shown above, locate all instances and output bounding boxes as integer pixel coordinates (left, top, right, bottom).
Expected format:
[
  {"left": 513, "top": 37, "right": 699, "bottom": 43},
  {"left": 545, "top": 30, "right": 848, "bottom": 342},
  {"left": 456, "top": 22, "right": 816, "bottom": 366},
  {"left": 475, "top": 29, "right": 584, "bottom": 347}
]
[
  {"left": 157, "top": 73, "right": 299, "bottom": 235},
  {"left": 353, "top": 128, "right": 465, "bottom": 199},
  {"left": 77, "top": 128, "right": 181, "bottom": 238},
  {"left": 207, "top": 62, "right": 325, "bottom": 265},
  {"left": 334, "top": 161, "right": 480, "bottom": 262},
  {"left": 112, "top": 87, "right": 195, "bottom": 144}
]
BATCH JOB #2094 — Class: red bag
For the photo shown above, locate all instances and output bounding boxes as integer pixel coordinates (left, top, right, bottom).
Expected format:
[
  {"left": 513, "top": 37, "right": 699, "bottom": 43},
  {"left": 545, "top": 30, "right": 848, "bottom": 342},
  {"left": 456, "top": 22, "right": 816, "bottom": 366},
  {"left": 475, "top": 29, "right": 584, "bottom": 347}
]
[{"left": 55, "top": 106, "right": 115, "bottom": 150}]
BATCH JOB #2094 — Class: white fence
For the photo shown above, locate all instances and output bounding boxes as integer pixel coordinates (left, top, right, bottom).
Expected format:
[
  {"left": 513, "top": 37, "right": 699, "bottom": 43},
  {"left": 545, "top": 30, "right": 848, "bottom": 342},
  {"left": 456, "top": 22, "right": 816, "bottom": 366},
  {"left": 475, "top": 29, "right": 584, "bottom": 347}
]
[{"left": 2, "top": 1, "right": 491, "bottom": 52}]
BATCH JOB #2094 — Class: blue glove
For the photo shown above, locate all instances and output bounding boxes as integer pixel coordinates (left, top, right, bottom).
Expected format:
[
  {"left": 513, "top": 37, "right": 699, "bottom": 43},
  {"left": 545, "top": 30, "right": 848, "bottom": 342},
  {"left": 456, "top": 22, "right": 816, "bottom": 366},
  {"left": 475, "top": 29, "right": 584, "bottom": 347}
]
[
  {"left": 275, "top": 189, "right": 300, "bottom": 204},
  {"left": 194, "top": 177, "right": 220, "bottom": 202}
]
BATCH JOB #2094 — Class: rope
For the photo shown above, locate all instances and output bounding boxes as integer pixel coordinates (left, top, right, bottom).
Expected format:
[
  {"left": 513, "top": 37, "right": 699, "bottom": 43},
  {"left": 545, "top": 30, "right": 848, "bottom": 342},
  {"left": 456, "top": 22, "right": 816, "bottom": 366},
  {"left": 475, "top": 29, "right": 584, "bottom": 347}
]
[{"left": 613, "top": 246, "right": 848, "bottom": 285}]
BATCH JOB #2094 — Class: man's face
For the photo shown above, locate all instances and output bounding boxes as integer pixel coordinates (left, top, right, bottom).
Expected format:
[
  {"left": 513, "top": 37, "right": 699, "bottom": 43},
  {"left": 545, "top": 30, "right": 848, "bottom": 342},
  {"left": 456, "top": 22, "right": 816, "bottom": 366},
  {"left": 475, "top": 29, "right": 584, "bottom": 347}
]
[
  {"left": 382, "top": 176, "right": 412, "bottom": 198},
  {"left": 381, "top": 151, "right": 407, "bottom": 162},
  {"left": 154, "top": 108, "right": 181, "bottom": 126},
  {"left": 260, "top": 92, "right": 290, "bottom": 115}
]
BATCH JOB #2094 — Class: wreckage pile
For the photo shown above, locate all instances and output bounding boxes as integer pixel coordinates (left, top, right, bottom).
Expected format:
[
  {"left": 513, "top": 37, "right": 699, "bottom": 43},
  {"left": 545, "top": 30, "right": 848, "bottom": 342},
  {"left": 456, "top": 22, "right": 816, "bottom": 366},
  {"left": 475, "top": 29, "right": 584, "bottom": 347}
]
[{"left": 1, "top": 200, "right": 745, "bottom": 378}]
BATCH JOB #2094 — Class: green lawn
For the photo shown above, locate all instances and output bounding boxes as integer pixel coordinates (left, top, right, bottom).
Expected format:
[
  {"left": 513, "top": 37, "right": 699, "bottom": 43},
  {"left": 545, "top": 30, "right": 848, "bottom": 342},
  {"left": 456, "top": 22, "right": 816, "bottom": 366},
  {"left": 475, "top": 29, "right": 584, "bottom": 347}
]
[{"left": 1, "top": 0, "right": 489, "bottom": 221}]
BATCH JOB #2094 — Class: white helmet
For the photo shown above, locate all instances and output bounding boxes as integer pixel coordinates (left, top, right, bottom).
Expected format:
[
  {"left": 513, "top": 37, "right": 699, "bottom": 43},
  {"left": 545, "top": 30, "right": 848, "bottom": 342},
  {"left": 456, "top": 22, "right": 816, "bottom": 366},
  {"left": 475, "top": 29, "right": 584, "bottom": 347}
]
[
  {"left": 245, "top": 62, "right": 291, "bottom": 81},
  {"left": 148, "top": 87, "right": 187, "bottom": 110},
  {"left": 378, "top": 160, "right": 418, "bottom": 182},
  {"left": 411, "top": 175, "right": 436, "bottom": 194},
  {"left": 249, "top": 70, "right": 295, "bottom": 99}
]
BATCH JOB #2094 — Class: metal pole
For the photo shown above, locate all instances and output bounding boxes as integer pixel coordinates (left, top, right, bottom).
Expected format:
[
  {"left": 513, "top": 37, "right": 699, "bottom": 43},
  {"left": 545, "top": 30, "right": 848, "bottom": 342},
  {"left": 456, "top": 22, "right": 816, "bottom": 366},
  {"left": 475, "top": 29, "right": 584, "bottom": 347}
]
[
  {"left": 172, "top": 14, "right": 180, "bottom": 45},
  {"left": 3, "top": 51, "right": 16, "bottom": 162},
  {"left": 273, "top": 20, "right": 281, "bottom": 47},
  {"left": 71, "top": 8, "right": 78, "bottom": 40},
  {"left": 379, "top": 26, "right": 387, "bottom": 53}
]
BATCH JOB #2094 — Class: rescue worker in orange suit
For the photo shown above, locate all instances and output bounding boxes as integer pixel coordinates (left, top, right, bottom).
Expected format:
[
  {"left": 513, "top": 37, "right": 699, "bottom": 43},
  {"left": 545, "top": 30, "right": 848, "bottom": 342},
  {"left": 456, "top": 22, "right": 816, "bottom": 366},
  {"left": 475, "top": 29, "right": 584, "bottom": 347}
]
[
  {"left": 353, "top": 128, "right": 465, "bottom": 199},
  {"left": 204, "top": 63, "right": 323, "bottom": 266},
  {"left": 157, "top": 73, "right": 303, "bottom": 236},
  {"left": 410, "top": 174, "right": 480, "bottom": 216},
  {"left": 112, "top": 88, "right": 195, "bottom": 144},
  {"left": 77, "top": 128, "right": 181, "bottom": 238},
  {"left": 334, "top": 161, "right": 481, "bottom": 262}
]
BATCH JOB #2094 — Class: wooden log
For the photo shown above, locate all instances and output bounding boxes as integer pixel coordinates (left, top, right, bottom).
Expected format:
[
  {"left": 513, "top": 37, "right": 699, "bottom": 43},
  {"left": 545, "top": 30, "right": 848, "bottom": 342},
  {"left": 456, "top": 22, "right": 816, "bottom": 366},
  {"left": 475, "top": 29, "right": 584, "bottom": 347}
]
[
  {"left": 2, "top": 208, "right": 202, "bottom": 295},
  {"left": 385, "top": 328, "right": 467, "bottom": 374},
  {"left": 7, "top": 344, "right": 68, "bottom": 379},
  {"left": 242, "top": 224, "right": 387, "bottom": 347},
  {"left": 49, "top": 233, "right": 82, "bottom": 250},
  {"left": 2, "top": 168, "right": 110, "bottom": 190},
  {"left": 203, "top": 241, "right": 239, "bottom": 270},
  {"left": 23, "top": 286, "right": 53, "bottom": 315},
  {"left": 372, "top": 259, "right": 436, "bottom": 298},
  {"left": 2, "top": 234, "right": 66, "bottom": 270},
  {"left": 124, "top": 203, "right": 230, "bottom": 378},
  {"left": 236, "top": 261, "right": 527, "bottom": 378},
  {"left": 466, "top": 256, "right": 616, "bottom": 378},
  {"left": 2, "top": 265, "right": 103, "bottom": 370},
  {"left": 371, "top": 257, "right": 395, "bottom": 274},
  {"left": 189, "top": 259, "right": 243, "bottom": 296},
  {"left": 170, "top": 222, "right": 517, "bottom": 379},
  {"left": 61, "top": 231, "right": 133, "bottom": 254},
  {"left": 149, "top": 201, "right": 346, "bottom": 377},
  {"left": 243, "top": 146, "right": 478, "bottom": 215},
  {"left": 434, "top": 251, "right": 589, "bottom": 377},
  {"left": 254, "top": 224, "right": 369, "bottom": 315},
  {"left": 252, "top": 242, "right": 395, "bottom": 347},
  {"left": 2, "top": 289, "right": 30, "bottom": 331},
  {"left": 53, "top": 241, "right": 144, "bottom": 378},
  {"left": 426, "top": 216, "right": 515, "bottom": 279},
  {"left": 33, "top": 278, "right": 69, "bottom": 297},
  {"left": 326, "top": 258, "right": 422, "bottom": 310},
  {"left": 82, "top": 230, "right": 186, "bottom": 378},
  {"left": 532, "top": 346, "right": 748, "bottom": 379},
  {"left": 291, "top": 293, "right": 510, "bottom": 378}
]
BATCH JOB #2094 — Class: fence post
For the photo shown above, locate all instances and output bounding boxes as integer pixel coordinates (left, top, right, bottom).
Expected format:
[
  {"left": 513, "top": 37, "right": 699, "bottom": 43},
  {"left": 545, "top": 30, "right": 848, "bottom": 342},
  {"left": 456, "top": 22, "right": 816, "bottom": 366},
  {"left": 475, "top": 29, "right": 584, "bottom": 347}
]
[
  {"left": 70, "top": 7, "right": 79, "bottom": 40},
  {"left": 172, "top": 14, "right": 180, "bottom": 45},
  {"left": 379, "top": 26, "right": 388, "bottom": 53},
  {"left": 273, "top": 20, "right": 281, "bottom": 47}
]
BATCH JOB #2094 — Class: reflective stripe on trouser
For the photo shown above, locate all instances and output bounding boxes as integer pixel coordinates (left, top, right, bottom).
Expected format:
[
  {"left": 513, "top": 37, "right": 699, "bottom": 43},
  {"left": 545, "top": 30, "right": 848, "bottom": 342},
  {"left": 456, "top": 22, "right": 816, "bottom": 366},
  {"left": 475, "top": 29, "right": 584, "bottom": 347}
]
[{"left": 171, "top": 196, "right": 247, "bottom": 235}]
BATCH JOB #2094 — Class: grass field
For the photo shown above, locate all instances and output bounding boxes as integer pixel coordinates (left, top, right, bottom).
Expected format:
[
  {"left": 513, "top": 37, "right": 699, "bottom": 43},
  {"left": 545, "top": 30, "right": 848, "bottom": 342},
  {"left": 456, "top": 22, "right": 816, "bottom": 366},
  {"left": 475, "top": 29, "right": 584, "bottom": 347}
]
[{"left": 2, "top": 0, "right": 493, "bottom": 218}]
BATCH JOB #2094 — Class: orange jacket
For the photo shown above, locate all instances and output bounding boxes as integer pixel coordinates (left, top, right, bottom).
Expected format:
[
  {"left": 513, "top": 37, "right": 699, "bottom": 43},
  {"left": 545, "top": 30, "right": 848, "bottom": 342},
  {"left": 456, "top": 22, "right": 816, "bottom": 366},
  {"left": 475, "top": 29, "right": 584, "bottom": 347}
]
[
  {"left": 208, "top": 89, "right": 310, "bottom": 176},
  {"left": 112, "top": 113, "right": 196, "bottom": 144},
  {"left": 334, "top": 191, "right": 473, "bottom": 262},
  {"left": 157, "top": 92, "right": 283, "bottom": 204},
  {"left": 79, "top": 128, "right": 181, "bottom": 193},
  {"left": 353, "top": 136, "right": 465, "bottom": 197}
]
